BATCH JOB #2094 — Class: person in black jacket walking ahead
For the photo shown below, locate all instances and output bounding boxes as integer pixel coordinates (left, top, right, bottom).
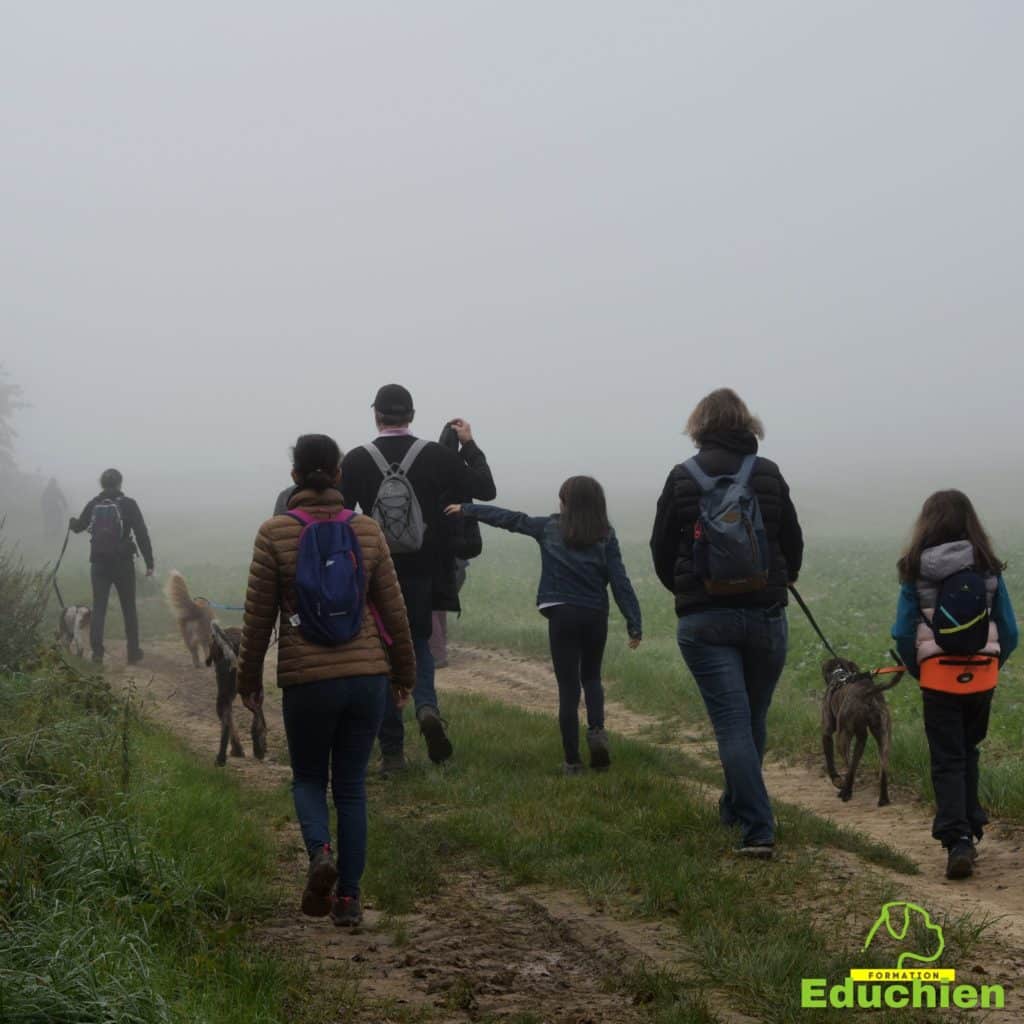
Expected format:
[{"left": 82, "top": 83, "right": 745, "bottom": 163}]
[
  {"left": 70, "top": 468, "right": 154, "bottom": 665},
  {"left": 650, "top": 389, "right": 802, "bottom": 858}
]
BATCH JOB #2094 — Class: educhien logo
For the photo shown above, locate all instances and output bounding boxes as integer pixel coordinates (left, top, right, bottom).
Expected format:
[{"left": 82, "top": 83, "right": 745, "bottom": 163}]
[{"left": 801, "top": 901, "right": 1005, "bottom": 1011}]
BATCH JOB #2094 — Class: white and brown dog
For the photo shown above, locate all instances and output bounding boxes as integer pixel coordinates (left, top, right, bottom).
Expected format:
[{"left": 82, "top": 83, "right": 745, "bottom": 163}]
[
  {"left": 57, "top": 605, "right": 92, "bottom": 657},
  {"left": 164, "top": 570, "right": 215, "bottom": 668}
]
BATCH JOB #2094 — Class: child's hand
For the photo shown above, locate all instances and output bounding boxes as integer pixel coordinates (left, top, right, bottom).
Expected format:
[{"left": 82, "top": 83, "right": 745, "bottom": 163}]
[
  {"left": 628, "top": 637, "right": 642, "bottom": 650},
  {"left": 444, "top": 504, "right": 464, "bottom": 517}
]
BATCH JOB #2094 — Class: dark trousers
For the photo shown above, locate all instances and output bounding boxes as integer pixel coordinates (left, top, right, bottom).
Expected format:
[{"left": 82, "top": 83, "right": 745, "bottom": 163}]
[
  {"left": 378, "top": 573, "right": 438, "bottom": 756},
  {"left": 546, "top": 604, "right": 608, "bottom": 765},
  {"left": 90, "top": 558, "right": 140, "bottom": 659},
  {"left": 677, "top": 606, "right": 788, "bottom": 846},
  {"left": 921, "top": 688, "right": 994, "bottom": 847},
  {"left": 282, "top": 675, "right": 387, "bottom": 897}
]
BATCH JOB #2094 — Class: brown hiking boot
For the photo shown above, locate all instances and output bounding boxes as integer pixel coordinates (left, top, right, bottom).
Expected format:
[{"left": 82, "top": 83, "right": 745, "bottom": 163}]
[
  {"left": 417, "top": 706, "right": 453, "bottom": 764},
  {"left": 301, "top": 844, "right": 338, "bottom": 917},
  {"left": 330, "top": 894, "right": 363, "bottom": 928}
]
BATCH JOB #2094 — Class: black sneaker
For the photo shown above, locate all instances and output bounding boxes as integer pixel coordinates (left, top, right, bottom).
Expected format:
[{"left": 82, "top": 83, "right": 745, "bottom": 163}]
[
  {"left": 562, "top": 761, "right": 586, "bottom": 776},
  {"left": 127, "top": 650, "right": 144, "bottom": 666},
  {"left": 735, "top": 842, "right": 775, "bottom": 860},
  {"left": 379, "top": 751, "right": 407, "bottom": 777},
  {"left": 946, "top": 838, "right": 975, "bottom": 880},
  {"left": 417, "top": 706, "right": 453, "bottom": 764},
  {"left": 586, "top": 728, "right": 611, "bottom": 771},
  {"left": 330, "top": 894, "right": 363, "bottom": 928},
  {"left": 301, "top": 844, "right": 338, "bottom": 917}
]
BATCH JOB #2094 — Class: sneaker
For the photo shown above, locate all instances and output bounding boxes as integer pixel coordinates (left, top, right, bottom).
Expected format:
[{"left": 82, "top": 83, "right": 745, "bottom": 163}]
[
  {"left": 417, "top": 706, "right": 453, "bottom": 764},
  {"left": 946, "top": 838, "right": 975, "bottom": 880},
  {"left": 562, "top": 761, "right": 586, "bottom": 776},
  {"left": 330, "top": 894, "right": 363, "bottom": 928},
  {"left": 301, "top": 844, "right": 338, "bottom": 917},
  {"left": 379, "top": 751, "right": 407, "bottom": 777},
  {"left": 735, "top": 842, "right": 775, "bottom": 860},
  {"left": 126, "top": 650, "right": 144, "bottom": 666},
  {"left": 586, "top": 728, "right": 611, "bottom": 771}
]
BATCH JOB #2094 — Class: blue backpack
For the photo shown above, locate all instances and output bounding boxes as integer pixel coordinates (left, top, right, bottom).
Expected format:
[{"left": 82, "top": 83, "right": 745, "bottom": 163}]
[
  {"left": 685, "top": 454, "right": 770, "bottom": 595},
  {"left": 286, "top": 509, "right": 367, "bottom": 646}
]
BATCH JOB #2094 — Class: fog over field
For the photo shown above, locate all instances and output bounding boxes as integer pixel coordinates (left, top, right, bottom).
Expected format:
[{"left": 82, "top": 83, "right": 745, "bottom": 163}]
[{"left": 3, "top": 1, "right": 1023, "bottom": 540}]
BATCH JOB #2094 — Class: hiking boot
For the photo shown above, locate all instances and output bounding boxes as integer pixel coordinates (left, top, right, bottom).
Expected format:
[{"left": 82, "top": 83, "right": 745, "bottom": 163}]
[
  {"left": 586, "top": 728, "right": 611, "bottom": 771},
  {"left": 417, "top": 706, "right": 453, "bottom": 764},
  {"left": 301, "top": 844, "right": 338, "bottom": 917},
  {"left": 735, "top": 842, "right": 774, "bottom": 860},
  {"left": 562, "top": 761, "right": 586, "bottom": 776},
  {"left": 379, "top": 751, "right": 407, "bottom": 777},
  {"left": 330, "top": 894, "right": 363, "bottom": 928},
  {"left": 127, "top": 650, "right": 144, "bottom": 666},
  {"left": 946, "top": 838, "right": 975, "bottom": 880}
]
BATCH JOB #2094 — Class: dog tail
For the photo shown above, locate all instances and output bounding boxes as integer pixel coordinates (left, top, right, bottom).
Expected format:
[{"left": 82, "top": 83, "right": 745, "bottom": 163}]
[
  {"left": 165, "top": 570, "right": 201, "bottom": 623},
  {"left": 871, "top": 673, "right": 904, "bottom": 694}
]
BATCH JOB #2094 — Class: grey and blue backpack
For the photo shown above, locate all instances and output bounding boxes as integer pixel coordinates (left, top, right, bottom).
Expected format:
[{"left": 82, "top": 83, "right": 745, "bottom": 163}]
[{"left": 685, "top": 454, "right": 769, "bottom": 595}]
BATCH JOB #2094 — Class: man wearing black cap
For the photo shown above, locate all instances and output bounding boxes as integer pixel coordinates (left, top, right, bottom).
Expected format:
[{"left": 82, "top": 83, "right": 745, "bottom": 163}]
[{"left": 341, "top": 384, "right": 496, "bottom": 770}]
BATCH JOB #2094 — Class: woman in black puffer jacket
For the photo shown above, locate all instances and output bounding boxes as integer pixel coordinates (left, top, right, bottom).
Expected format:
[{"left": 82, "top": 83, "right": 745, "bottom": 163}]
[{"left": 650, "top": 388, "right": 803, "bottom": 859}]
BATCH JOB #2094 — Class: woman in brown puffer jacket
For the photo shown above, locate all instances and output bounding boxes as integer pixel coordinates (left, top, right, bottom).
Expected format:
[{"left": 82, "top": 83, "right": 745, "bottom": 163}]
[{"left": 238, "top": 434, "right": 415, "bottom": 927}]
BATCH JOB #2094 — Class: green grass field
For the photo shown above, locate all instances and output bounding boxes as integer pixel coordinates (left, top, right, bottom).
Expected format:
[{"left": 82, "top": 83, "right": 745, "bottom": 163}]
[{"left": 450, "top": 529, "right": 1024, "bottom": 819}]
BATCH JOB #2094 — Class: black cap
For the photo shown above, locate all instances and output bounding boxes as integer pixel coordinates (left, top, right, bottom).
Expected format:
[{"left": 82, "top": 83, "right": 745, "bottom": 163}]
[{"left": 372, "top": 384, "right": 414, "bottom": 416}]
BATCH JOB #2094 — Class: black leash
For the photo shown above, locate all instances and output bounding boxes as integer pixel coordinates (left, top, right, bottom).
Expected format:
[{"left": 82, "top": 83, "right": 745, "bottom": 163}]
[
  {"left": 788, "top": 584, "right": 841, "bottom": 660},
  {"left": 50, "top": 525, "right": 72, "bottom": 611}
]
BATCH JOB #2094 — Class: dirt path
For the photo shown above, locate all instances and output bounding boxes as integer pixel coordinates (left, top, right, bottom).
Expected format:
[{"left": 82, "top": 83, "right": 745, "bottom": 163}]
[
  {"left": 109, "top": 640, "right": 755, "bottom": 1024},
  {"left": 440, "top": 643, "right": 1024, "bottom": 964}
]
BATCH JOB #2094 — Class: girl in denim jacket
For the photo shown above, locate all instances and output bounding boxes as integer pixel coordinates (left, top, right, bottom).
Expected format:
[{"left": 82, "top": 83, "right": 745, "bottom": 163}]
[{"left": 447, "top": 477, "right": 642, "bottom": 773}]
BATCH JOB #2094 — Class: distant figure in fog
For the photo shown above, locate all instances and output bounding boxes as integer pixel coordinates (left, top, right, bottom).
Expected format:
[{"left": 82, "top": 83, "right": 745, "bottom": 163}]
[
  {"left": 41, "top": 476, "right": 68, "bottom": 541},
  {"left": 70, "top": 468, "right": 154, "bottom": 665},
  {"left": 651, "top": 388, "right": 803, "bottom": 860},
  {"left": 237, "top": 434, "right": 415, "bottom": 927},
  {"left": 891, "top": 490, "right": 1018, "bottom": 880},
  {"left": 447, "top": 476, "right": 642, "bottom": 774}
]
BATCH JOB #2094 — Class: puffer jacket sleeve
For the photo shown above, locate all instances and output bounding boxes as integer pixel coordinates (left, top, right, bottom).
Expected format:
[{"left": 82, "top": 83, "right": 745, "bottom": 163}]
[
  {"left": 238, "top": 522, "right": 280, "bottom": 695},
  {"left": 367, "top": 525, "right": 416, "bottom": 692}
]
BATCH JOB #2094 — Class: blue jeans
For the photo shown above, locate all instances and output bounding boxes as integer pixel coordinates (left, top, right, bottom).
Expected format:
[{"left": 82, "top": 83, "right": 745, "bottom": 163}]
[
  {"left": 677, "top": 606, "right": 788, "bottom": 846},
  {"left": 282, "top": 674, "right": 387, "bottom": 897},
  {"left": 379, "top": 574, "right": 439, "bottom": 756}
]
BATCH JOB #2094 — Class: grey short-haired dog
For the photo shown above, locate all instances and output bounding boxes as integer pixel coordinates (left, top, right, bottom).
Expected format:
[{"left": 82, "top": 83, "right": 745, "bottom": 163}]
[
  {"left": 821, "top": 657, "right": 904, "bottom": 806},
  {"left": 207, "top": 621, "right": 267, "bottom": 767}
]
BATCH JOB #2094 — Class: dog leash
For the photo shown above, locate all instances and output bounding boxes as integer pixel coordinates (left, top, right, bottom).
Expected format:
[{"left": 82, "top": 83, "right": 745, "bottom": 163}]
[
  {"left": 205, "top": 600, "right": 246, "bottom": 612},
  {"left": 50, "top": 525, "right": 72, "bottom": 611},
  {"left": 788, "top": 585, "right": 841, "bottom": 659}
]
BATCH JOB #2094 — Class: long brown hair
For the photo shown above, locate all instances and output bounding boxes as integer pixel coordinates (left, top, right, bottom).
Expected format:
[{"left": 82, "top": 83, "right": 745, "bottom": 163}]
[
  {"left": 897, "top": 490, "right": 1004, "bottom": 582},
  {"left": 558, "top": 476, "right": 610, "bottom": 549},
  {"left": 685, "top": 388, "right": 764, "bottom": 447}
]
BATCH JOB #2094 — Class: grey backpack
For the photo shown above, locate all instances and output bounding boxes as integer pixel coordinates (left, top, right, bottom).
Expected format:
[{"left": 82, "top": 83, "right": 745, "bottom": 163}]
[
  {"left": 685, "top": 454, "right": 770, "bottom": 594},
  {"left": 362, "top": 439, "right": 429, "bottom": 553}
]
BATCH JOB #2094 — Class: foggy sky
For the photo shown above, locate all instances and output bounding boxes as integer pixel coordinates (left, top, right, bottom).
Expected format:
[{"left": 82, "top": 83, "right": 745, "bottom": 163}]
[{"left": 3, "top": 2, "right": 1023, "bottom": 532}]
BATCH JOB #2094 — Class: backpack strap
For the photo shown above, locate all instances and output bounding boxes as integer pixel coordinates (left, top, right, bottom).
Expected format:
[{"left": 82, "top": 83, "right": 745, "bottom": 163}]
[
  {"left": 682, "top": 457, "right": 715, "bottom": 492},
  {"left": 397, "top": 437, "right": 429, "bottom": 475},
  {"left": 286, "top": 508, "right": 353, "bottom": 528},
  {"left": 734, "top": 453, "right": 759, "bottom": 487},
  {"left": 683, "top": 454, "right": 758, "bottom": 490},
  {"left": 362, "top": 442, "right": 393, "bottom": 476}
]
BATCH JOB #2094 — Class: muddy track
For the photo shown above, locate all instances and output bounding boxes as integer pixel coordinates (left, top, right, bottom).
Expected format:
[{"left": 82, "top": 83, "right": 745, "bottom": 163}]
[
  {"left": 109, "top": 641, "right": 756, "bottom": 1024},
  {"left": 440, "top": 643, "right": 1024, "bottom": 964}
]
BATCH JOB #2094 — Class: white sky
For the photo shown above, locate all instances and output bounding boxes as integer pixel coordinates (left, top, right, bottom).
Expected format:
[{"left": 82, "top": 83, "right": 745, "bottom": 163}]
[{"left": 3, "top": 1, "right": 1022, "bottom": 531}]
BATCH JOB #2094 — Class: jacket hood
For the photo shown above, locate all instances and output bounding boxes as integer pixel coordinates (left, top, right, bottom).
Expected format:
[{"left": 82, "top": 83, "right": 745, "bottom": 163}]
[
  {"left": 919, "top": 540, "right": 976, "bottom": 582},
  {"left": 698, "top": 430, "right": 759, "bottom": 455}
]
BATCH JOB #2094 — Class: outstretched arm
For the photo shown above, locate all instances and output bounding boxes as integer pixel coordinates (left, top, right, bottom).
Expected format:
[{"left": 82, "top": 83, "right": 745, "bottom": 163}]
[
  {"left": 450, "top": 503, "right": 547, "bottom": 540},
  {"left": 607, "top": 532, "right": 642, "bottom": 640},
  {"left": 238, "top": 523, "right": 280, "bottom": 698}
]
